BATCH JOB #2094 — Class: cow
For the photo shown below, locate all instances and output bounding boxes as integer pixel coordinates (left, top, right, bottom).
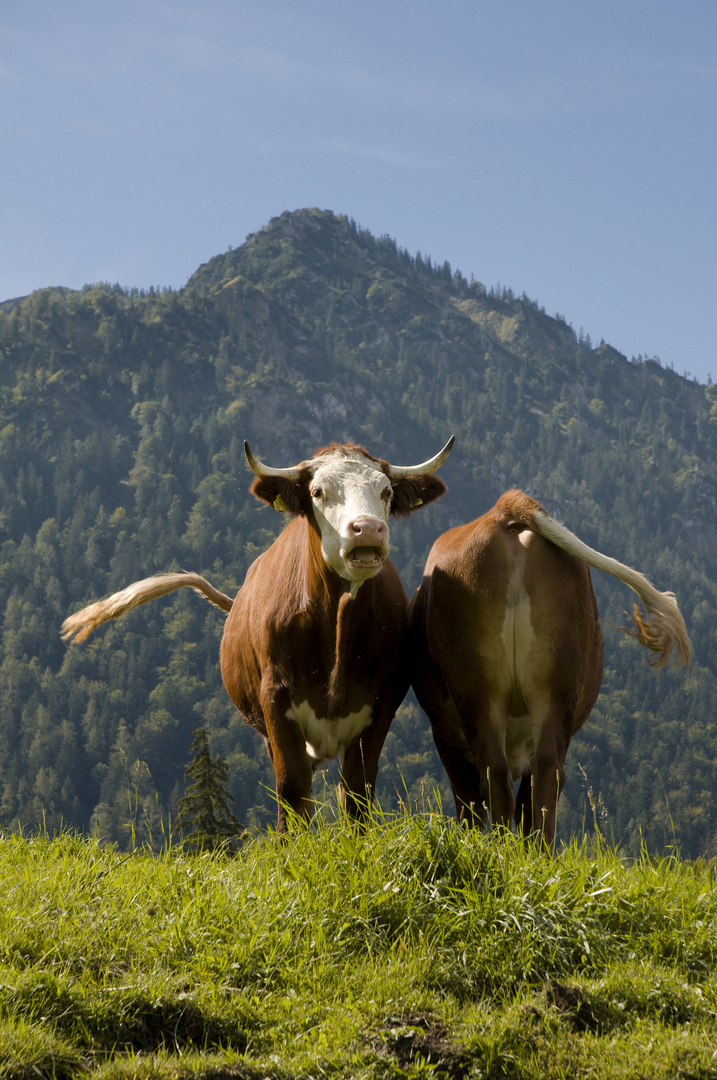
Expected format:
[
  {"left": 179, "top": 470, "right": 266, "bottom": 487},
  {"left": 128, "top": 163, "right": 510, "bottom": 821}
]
[
  {"left": 62, "top": 437, "right": 454, "bottom": 830},
  {"left": 408, "top": 489, "right": 691, "bottom": 845}
]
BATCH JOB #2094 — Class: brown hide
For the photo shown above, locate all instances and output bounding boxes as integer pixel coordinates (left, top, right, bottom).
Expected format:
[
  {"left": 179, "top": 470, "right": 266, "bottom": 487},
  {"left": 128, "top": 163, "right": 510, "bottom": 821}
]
[
  {"left": 220, "top": 515, "right": 410, "bottom": 826},
  {"left": 409, "top": 489, "right": 688, "bottom": 844}
]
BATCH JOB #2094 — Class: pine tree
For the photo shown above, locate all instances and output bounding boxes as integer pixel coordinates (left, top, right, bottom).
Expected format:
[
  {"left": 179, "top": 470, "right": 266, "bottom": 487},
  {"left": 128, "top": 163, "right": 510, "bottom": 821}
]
[{"left": 174, "top": 728, "right": 242, "bottom": 851}]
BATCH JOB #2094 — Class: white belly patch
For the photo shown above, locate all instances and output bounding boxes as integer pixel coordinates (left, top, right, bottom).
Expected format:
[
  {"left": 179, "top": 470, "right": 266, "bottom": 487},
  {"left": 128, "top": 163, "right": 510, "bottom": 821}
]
[
  {"left": 500, "top": 561, "right": 534, "bottom": 691},
  {"left": 288, "top": 701, "right": 373, "bottom": 763},
  {"left": 495, "top": 552, "right": 545, "bottom": 778}
]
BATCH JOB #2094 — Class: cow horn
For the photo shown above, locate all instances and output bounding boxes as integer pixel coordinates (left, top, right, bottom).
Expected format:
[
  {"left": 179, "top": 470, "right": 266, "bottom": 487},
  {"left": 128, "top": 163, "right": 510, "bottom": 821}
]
[
  {"left": 244, "top": 441, "right": 304, "bottom": 481},
  {"left": 386, "top": 435, "right": 455, "bottom": 481}
]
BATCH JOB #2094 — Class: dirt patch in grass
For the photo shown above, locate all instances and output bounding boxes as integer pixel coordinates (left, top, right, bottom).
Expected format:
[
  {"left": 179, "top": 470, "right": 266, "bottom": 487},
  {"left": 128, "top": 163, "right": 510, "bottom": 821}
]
[
  {"left": 368, "top": 1014, "right": 468, "bottom": 1077},
  {"left": 545, "top": 979, "right": 602, "bottom": 1034}
]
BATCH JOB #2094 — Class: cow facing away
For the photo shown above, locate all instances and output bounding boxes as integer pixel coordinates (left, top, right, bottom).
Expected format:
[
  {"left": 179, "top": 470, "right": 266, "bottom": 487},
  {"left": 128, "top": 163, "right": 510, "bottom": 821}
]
[
  {"left": 409, "top": 490, "right": 691, "bottom": 845},
  {"left": 62, "top": 437, "right": 454, "bottom": 830}
]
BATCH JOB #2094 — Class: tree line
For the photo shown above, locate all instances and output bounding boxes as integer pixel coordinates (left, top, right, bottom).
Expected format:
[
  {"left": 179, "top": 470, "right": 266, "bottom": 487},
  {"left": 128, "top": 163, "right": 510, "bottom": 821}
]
[{"left": 0, "top": 207, "right": 714, "bottom": 854}]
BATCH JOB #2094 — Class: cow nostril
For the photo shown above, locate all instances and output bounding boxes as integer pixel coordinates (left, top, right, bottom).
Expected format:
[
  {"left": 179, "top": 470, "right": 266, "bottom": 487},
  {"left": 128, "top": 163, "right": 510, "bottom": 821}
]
[{"left": 349, "top": 520, "right": 387, "bottom": 540}]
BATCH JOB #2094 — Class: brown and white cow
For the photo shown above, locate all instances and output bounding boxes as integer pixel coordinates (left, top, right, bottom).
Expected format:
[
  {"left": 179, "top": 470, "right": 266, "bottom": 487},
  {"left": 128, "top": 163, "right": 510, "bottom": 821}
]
[
  {"left": 62, "top": 437, "right": 454, "bottom": 829},
  {"left": 409, "top": 489, "right": 690, "bottom": 844}
]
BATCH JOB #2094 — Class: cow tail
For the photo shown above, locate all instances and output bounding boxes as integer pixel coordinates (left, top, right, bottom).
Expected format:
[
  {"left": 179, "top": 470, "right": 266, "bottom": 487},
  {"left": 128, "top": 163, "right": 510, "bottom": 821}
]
[
  {"left": 61, "top": 572, "right": 234, "bottom": 644},
  {"left": 529, "top": 508, "right": 691, "bottom": 669}
]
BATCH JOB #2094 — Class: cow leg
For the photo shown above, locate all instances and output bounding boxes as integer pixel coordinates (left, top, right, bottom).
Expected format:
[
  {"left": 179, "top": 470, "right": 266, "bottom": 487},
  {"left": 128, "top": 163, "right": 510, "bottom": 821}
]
[
  {"left": 527, "top": 722, "right": 568, "bottom": 847},
  {"left": 530, "top": 756, "right": 565, "bottom": 848},
  {"left": 481, "top": 759, "right": 514, "bottom": 831},
  {"left": 464, "top": 703, "right": 516, "bottom": 830},
  {"left": 426, "top": 643, "right": 515, "bottom": 829},
  {"left": 261, "top": 682, "right": 313, "bottom": 830},
  {"left": 431, "top": 730, "right": 485, "bottom": 827},
  {"left": 514, "top": 772, "right": 534, "bottom": 836},
  {"left": 337, "top": 739, "right": 375, "bottom": 820},
  {"left": 512, "top": 711, "right": 567, "bottom": 845},
  {"left": 413, "top": 656, "right": 488, "bottom": 828},
  {"left": 273, "top": 735, "right": 313, "bottom": 830},
  {"left": 338, "top": 701, "right": 396, "bottom": 820}
]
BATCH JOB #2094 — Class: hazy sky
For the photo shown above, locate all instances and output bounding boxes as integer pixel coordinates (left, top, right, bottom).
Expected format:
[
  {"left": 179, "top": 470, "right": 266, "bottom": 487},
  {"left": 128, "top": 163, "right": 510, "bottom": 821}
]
[{"left": 2, "top": 1, "right": 716, "bottom": 381}]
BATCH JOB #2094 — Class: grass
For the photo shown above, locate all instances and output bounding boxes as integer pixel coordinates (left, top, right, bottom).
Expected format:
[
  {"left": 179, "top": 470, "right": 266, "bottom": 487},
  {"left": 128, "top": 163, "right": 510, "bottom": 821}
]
[{"left": 0, "top": 807, "right": 716, "bottom": 1079}]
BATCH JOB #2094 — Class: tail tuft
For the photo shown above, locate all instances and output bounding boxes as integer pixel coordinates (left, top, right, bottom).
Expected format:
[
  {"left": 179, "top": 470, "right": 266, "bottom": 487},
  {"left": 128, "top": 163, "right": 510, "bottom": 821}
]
[{"left": 625, "top": 594, "right": 691, "bottom": 669}]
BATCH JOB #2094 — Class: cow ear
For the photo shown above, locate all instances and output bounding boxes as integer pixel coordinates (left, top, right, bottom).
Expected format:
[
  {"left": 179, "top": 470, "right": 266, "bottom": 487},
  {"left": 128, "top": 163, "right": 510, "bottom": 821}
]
[
  {"left": 390, "top": 475, "right": 447, "bottom": 518},
  {"left": 250, "top": 476, "right": 309, "bottom": 515}
]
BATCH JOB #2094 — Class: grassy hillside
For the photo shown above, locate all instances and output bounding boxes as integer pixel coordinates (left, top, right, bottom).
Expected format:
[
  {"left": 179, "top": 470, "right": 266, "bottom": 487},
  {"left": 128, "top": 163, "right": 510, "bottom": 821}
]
[
  {"left": 1, "top": 820, "right": 716, "bottom": 1079},
  {"left": 0, "top": 208, "right": 715, "bottom": 853}
]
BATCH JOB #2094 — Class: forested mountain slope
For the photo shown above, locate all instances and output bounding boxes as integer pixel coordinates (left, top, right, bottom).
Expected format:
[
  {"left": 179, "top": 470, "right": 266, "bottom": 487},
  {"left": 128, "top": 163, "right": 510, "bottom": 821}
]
[{"left": 0, "top": 208, "right": 714, "bottom": 854}]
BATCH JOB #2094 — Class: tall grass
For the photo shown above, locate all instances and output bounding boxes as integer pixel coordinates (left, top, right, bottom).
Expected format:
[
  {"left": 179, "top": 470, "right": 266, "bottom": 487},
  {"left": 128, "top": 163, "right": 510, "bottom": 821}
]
[{"left": 1, "top": 807, "right": 716, "bottom": 1079}]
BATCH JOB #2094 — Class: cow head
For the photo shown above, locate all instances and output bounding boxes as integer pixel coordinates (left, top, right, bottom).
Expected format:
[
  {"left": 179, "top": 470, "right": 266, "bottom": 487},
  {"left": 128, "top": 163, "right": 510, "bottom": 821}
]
[{"left": 245, "top": 437, "right": 454, "bottom": 585}]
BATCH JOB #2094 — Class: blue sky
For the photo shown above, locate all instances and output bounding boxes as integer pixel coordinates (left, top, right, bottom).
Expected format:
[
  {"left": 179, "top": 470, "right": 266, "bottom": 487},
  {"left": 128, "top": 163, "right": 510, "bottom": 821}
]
[{"left": 2, "top": 1, "right": 716, "bottom": 381}]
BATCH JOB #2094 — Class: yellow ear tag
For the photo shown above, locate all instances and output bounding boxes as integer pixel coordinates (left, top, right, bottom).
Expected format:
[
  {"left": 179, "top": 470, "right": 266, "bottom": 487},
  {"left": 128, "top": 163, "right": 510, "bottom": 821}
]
[
  {"left": 411, "top": 498, "right": 423, "bottom": 509},
  {"left": 273, "top": 494, "right": 290, "bottom": 513}
]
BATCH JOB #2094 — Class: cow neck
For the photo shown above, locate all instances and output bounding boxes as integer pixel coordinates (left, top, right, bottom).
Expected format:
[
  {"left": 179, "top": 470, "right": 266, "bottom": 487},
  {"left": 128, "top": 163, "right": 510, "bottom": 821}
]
[
  {"left": 304, "top": 516, "right": 368, "bottom": 718},
  {"left": 326, "top": 589, "right": 358, "bottom": 716}
]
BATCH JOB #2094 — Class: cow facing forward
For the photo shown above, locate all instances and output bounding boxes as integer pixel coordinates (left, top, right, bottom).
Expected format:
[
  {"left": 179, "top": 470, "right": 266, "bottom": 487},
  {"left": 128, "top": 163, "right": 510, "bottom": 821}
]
[
  {"left": 62, "top": 437, "right": 454, "bottom": 829},
  {"left": 409, "top": 490, "right": 690, "bottom": 845}
]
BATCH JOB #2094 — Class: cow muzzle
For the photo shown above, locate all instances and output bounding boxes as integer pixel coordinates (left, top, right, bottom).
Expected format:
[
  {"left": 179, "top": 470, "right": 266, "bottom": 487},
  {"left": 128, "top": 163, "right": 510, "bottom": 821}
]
[{"left": 343, "top": 519, "right": 389, "bottom": 574}]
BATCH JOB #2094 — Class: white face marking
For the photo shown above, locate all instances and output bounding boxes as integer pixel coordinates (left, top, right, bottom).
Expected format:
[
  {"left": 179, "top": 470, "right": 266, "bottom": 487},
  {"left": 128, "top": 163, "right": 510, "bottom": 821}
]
[
  {"left": 308, "top": 450, "right": 392, "bottom": 583},
  {"left": 288, "top": 700, "right": 373, "bottom": 764}
]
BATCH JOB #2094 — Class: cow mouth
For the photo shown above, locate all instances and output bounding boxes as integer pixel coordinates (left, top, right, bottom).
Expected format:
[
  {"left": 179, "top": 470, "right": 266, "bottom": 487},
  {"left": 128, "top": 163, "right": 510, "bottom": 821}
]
[{"left": 345, "top": 546, "right": 385, "bottom": 570}]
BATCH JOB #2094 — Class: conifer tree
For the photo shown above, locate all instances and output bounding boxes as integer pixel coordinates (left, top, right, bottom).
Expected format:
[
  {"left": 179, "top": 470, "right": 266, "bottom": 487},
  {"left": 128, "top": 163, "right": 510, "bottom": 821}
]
[{"left": 174, "top": 728, "right": 242, "bottom": 851}]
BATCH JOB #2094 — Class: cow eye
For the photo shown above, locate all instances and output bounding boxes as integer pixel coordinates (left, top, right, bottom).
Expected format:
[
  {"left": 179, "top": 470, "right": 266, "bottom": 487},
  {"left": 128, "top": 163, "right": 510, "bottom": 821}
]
[
  {"left": 381, "top": 486, "right": 393, "bottom": 504},
  {"left": 311, "top": 487, "right": 323, "bottom": 500}
]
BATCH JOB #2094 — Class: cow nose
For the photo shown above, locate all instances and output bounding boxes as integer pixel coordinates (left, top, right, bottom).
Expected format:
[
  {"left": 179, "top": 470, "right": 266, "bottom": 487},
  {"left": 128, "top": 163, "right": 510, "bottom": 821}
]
[{"left": 348, "top": 519, "right": 388, "bottom": 546}]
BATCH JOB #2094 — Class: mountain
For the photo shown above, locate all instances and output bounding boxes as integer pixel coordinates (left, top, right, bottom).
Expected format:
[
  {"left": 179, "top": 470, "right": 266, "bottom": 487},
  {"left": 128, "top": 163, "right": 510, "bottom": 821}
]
[{"left": 0, "top": 207, "right": 715, "bottom": 854}]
